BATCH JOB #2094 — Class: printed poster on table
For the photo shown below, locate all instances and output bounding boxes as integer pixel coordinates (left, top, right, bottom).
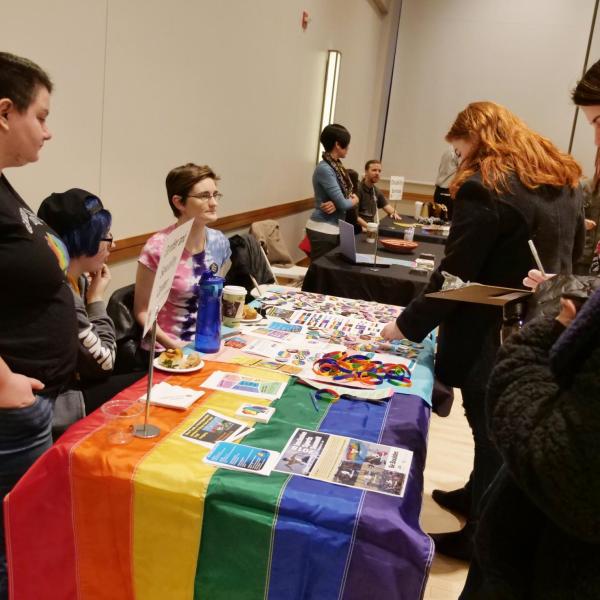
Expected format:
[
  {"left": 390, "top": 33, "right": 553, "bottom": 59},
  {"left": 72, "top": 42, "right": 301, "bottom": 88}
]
[
  {"left": 201, "top": 370, "right": 288, "bottom": 401},
  {"left": 275, "top": 428, "right": 413, "bottom": 497},
  {"left": 388, "top": 175, "right": 405, "bottom": 201},
  {"left": 181, "top": 409, "right": 251, "bottom": 448},
  {"left": 203, "top": 441, "right": 280, "bottom": 476}
]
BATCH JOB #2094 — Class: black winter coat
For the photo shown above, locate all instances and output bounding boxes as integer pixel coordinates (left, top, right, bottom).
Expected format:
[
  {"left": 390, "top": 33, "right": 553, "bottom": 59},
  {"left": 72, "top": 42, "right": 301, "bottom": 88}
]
[
  {"left": 465, "top": 315, "right": 600, "bottom": 599},
  {"left": 397, "top": 173, "right": 584, "bottom": 388}
]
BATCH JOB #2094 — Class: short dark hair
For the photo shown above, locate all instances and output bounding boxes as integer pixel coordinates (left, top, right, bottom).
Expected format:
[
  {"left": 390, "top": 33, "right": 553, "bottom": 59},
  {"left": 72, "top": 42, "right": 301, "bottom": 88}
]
[
  {"left": 166, "top": 163, "right": 220, "bottom": 217},
  {"left": 320, "top": 123, "right": 351, "bottom": 152},
  {"left": 364, "top": 159, "right": 381, "bottom": 171},
  {"left": 573, "top": 59, "right": 600, "bottom": 106},
  {"left": 0, "top": 52, "right": 53, "bottom": 112},
  {"left": 60, "top": 197, "right": 112, "bottom": 258},
  {"left": 347, "top": 168, "right": 359, "bottom": 192}
]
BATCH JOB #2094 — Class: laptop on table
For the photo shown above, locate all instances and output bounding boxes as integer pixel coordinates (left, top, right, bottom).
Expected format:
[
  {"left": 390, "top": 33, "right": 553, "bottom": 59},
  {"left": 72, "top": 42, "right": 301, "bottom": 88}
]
[{"left": 337, "top": 219, "right": 413, "bottom": 267}]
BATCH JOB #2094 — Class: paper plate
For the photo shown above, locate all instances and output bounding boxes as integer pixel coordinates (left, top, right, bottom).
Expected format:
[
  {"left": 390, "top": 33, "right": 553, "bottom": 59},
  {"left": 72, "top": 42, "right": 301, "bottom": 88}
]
[
  {"left": 239, "top": 315, "right": 264, "bottom": 324},
  {"left": 153, "top": 357, "right": 205, "bottom": 373}
]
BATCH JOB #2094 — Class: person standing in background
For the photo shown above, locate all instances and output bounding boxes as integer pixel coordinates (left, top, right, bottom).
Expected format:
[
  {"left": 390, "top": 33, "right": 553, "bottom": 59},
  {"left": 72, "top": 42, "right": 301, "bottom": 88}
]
[
  {"left": 433, "top": 146, "right": 459, "bottom": 220},
  {"left": 305, "top": 124, "right": 359, "bottom": 260},
  {"left": 574, "top": 148, "right": 600, "bottom": 274}
]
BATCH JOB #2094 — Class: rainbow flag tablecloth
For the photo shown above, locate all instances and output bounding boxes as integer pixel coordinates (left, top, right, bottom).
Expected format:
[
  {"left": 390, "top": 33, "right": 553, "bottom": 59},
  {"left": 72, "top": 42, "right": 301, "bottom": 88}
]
[{"left": 5, "top": 361, "right": 433, "bottom": 600}]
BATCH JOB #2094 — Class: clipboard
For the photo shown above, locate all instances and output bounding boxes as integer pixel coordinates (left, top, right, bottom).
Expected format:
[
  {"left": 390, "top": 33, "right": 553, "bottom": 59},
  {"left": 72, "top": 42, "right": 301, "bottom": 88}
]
[{"left": 426, "top": 283, "right": 531, "bottom": 307}]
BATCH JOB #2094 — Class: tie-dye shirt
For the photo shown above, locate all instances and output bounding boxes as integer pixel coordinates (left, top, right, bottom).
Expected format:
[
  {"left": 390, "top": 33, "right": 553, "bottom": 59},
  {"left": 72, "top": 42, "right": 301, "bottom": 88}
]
[{"left": 139, "top": 224, "right": 231, "bottom": 349}]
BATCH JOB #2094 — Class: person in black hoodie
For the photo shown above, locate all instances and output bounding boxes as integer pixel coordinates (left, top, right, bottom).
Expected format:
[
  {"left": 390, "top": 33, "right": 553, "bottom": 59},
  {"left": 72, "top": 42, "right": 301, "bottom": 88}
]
[{"left": 381, "top": 100, "right": 585, "bottom": 560}]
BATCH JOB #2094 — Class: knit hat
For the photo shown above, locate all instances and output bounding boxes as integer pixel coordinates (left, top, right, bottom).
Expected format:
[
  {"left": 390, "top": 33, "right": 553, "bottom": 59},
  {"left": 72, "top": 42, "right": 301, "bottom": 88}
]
[{"left": 38, "top": 188, "right": 103, "bottom": 236}]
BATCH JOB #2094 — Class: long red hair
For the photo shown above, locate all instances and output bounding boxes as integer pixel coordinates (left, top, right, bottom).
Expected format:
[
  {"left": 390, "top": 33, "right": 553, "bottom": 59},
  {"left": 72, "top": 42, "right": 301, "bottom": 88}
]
[{"left": 446, "top": 101, "right": 581, "bottom": 197}]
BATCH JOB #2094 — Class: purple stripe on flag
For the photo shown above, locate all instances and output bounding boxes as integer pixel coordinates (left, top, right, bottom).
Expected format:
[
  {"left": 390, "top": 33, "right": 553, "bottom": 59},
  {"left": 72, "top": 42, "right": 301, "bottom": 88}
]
[{"left": 341, "top": 394, "right": 433, "bottom": 600}]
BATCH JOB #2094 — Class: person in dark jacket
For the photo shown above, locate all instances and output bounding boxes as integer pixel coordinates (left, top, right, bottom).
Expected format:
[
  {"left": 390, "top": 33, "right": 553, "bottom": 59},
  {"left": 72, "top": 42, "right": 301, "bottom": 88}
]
[
  {"left": 459, "top": 289, "right": 600, "bottom": 599},
  {"left": 381, "top": 100, "right": 585, "bottom": 559},
  {"left": 459, "top": 57, "right": 600, "bottom": 600}
]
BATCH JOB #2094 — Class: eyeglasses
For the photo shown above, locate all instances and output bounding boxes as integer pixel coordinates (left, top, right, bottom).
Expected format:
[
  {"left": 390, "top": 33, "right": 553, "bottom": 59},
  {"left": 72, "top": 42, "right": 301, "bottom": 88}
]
[
  {"left": 101, "top": 234, "right": 114, "bottom": 244},
  {"left": 186, "top": 192, "right": 223, "bottom": 202}
]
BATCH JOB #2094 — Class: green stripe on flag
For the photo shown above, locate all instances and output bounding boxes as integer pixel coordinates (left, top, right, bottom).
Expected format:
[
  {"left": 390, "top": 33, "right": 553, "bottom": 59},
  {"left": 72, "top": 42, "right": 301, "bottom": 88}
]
[{"left": 195, "top": 378, "right": 330, "bottom": 600}]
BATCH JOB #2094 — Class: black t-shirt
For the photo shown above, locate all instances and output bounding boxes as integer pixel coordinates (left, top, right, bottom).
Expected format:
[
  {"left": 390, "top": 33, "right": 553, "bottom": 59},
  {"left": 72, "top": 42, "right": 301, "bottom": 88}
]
[
  {"left": 357, "top": 181, "right": 388, "bottom": 222},
  {"left": 0, "top": 174, "right": 78, "bottom": 394}
]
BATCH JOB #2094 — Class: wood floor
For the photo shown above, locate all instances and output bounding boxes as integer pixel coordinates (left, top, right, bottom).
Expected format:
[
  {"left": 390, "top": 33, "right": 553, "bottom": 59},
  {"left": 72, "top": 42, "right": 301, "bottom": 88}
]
[{"left": 421, "top": 392, "right": 472, "bottom": 599}]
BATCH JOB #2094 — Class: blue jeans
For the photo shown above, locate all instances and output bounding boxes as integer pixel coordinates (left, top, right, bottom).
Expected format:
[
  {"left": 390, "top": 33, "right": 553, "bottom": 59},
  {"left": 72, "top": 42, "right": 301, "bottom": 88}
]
[{"left": 0, "top": 396, "right": 53, "bottom": 600}]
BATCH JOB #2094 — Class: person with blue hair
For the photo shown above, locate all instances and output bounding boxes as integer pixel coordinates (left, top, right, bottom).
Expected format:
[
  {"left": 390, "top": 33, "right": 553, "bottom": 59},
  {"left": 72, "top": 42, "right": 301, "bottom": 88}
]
[{"left": 38, "top": 188, "right": 117, "bottom": 435}]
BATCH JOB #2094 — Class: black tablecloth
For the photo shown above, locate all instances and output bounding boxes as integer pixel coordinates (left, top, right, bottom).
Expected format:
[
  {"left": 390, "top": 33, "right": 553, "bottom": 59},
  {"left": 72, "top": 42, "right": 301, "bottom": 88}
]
[
  {"left": 302, "top": 237, "right": 445, "bottom": 306},
  {"left": 378, "top": 215, "right": 449, "bottom": 245}
]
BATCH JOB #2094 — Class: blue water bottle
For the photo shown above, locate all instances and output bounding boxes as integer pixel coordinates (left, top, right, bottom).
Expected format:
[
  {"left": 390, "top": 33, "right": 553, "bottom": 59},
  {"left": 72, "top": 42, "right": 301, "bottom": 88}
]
[{"left": 194, "top": 269, "right": 224, "bottom": 353}]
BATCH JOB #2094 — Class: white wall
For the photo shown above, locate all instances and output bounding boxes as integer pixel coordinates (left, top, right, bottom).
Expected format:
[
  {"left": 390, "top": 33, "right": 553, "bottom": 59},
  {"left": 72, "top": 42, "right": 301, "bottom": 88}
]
[
  {"left": 2, "top": 1, "right": 397, "bottom": 233},
  {"left": 382, "top": 0, "right": 598, "bottom": 184}
]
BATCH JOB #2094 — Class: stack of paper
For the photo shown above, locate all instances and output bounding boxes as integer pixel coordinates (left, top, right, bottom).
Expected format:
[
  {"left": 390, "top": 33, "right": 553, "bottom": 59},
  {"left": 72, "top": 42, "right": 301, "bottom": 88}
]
[{"left": 140, "top": 381, "right": 205, "bottom": 410}]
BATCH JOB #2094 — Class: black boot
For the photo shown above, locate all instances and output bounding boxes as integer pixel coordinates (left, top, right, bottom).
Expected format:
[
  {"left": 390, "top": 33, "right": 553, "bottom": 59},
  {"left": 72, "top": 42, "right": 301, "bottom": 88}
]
[
  {"left": 432, "top": 486, "right": 471, "bottom": 518},
  {"left": 430, "top": 522, "right": 476, "bottom": 562}
]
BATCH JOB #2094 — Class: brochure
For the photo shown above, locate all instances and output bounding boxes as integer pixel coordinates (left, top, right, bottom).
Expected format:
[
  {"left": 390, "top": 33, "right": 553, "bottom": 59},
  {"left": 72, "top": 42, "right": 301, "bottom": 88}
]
[
  {"left": 235, "top": 403, "right": 275, "bottom": 423},
  {"left": 203, "top": 441, "right": 280, "bottom": 476},
  {"left": 180, "top": 409, "right": 248, "bottom": 448},
  {"left": 275, "top": 428, "right": 413, "bottom": 497},
  {"left": 201, "top": 370, "right": 288, "bottom": 401}
]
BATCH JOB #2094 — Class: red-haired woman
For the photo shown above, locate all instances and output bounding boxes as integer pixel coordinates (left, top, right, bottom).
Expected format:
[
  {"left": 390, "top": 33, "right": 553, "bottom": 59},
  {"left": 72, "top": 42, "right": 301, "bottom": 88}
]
[{"left": 381, "top": 101, "right": 585, "bottom": 559}]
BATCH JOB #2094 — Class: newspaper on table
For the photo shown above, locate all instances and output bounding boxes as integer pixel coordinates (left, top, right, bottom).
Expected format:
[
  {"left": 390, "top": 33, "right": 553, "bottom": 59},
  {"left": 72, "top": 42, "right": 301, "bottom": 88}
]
[{"left": 275, "top": 428, "right": 413, "bottom": 497}]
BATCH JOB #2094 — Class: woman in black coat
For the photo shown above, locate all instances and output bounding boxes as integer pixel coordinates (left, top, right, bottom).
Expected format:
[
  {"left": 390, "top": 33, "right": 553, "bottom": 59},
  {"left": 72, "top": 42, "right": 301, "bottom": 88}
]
[
  {"left": 461, "top": 286, "right": 600, "bottom": 598},
  {"left": 381, "top": 101, "right": 585, "bottom": 559}
]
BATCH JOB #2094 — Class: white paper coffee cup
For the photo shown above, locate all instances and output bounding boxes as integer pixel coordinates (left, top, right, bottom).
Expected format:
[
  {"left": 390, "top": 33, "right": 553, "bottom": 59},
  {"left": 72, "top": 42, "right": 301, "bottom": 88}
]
[
  {"left": 222, "top": 285, "right": 246, "bottom": 325},
  {"left": 366, "top": 222, "right": 378, "bottom": 243}
]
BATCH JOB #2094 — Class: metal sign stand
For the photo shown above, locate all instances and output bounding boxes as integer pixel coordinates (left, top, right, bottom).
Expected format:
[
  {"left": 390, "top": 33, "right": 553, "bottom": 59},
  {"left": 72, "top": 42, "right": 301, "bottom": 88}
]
[{"left": 134, "top": 319, "right": 160, "bottom": 439}]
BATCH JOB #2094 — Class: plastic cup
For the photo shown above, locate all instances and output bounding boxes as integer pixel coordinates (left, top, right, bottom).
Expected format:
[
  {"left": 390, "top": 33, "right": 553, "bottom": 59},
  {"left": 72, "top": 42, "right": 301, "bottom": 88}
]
[
  {"left": 101, "top": 400, "right": 144, "bottom": 445},
  {"left": 222, "top": 285, "right": 247, "bottom": 326},
  {"left": 404, "top": 226, "right": 415, "bottom": 242},
  {"left": 413, "top": 201, "right": 423, "bottom": 220}
]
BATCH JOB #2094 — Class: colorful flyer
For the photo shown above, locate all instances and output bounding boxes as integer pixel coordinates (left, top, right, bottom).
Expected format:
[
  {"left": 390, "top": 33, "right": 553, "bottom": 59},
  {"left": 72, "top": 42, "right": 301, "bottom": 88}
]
[
  {"left": 200, "top": 371, "right": 288, "bottom": 401},
  {"left": 203, "top": 441, "right": 281, "bottom": 476},
  {"left": 180, "top": 409, "right": 248, "bottom": 448},
  {"left": 275, "top": 428, "right": 413, "bottom": 497},
  {"left": 235, "top": 403, "right": 275, "bottom": 423}
]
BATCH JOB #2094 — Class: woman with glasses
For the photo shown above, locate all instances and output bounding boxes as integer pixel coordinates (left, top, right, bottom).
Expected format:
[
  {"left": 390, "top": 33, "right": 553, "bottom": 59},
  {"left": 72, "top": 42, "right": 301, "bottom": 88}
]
[
  {"left": 134, "top": 163, "right": 231, "bottom": 351},
  {"left": 37, "top": 188, "right": 117, "bottom": 434}
]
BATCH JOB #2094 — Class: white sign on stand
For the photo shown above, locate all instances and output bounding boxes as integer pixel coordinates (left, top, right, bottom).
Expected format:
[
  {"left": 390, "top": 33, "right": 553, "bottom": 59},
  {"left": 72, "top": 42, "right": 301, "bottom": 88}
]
[
  {"left": 389, "top": 176, "right": 405, "bottom": 201},
  {"left": 137, "top": 218, "right": 193, "bottom": 440},
  {"left": 143, "top": 219, "right": 194, "bottom": 336}
]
